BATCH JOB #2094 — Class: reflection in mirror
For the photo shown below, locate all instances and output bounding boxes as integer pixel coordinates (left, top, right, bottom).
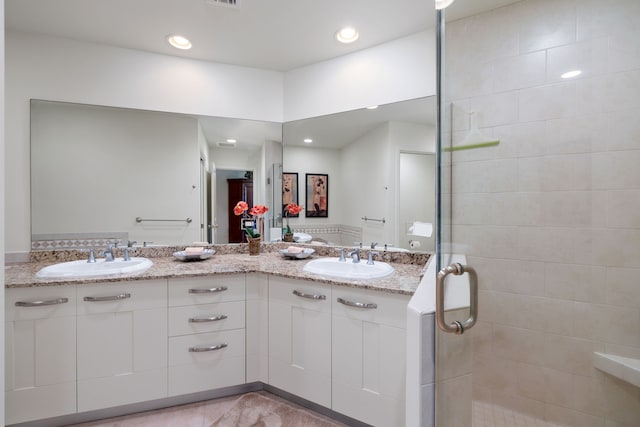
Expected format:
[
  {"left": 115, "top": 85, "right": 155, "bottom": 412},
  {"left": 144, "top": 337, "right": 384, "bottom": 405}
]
[
  {"left": 282, "top": 96, "right": 436, "bottom": 252},
  {"left": 30, "top": 100, "right": 282, "bottom": 249}
]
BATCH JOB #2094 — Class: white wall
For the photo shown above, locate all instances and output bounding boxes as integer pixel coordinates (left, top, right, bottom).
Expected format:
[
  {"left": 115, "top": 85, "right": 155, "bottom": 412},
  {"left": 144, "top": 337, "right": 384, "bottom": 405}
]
[
  {"left": 5, "top": 31, "right": 283, "bottom": 253},
  {"left": 284, "top": 31, "right": 436, "bottom": 122},
  {"left": 31, "top": 101, "right": 201, "bottom": 245},
  {"left": 341, "top": 123, "right": 392, "bottom": 245}
]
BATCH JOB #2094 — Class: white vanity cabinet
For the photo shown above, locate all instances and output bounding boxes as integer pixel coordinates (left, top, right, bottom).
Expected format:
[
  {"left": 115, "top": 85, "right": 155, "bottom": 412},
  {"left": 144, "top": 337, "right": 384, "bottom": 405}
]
[
  {"left": 5, "top": 286, "right": 77, "bottom": 425},
  {"left": 76, "top": 279, "right": 168, "bottom": 412},
  {"left": 331, "top": 286, "right": 410, "bottom": 427},
  {"left": 167, "top": 275, "right": 246, "bottom": 396},
  {"left": 268, "top": 277, "right": 332, "bottom": 408}
]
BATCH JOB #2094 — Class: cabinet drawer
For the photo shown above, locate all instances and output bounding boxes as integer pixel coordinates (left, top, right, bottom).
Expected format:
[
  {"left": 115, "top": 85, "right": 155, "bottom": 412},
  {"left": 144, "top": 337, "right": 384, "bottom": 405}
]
[
  {"left": 332, "top": 286, "right": 409, "bottom": 329},
  {"left": 77, "top": 279, "right": 167, "bottom": 314},
  {"left": 269, "top": 277, "right": 331, "bottom": 313},
  {"left": 168, "top": 329, "right": 245, "bottom": 396},
  {"left": 6, "top": 286, "right": 76, "bottom": 320},
  {"left": 169, "top": 329, "right": 245, "bottom": 365},
  {"left": 169, "top": 275, "right": 245, "bottom": 307},
  {"left": 168, "top": 300, "right": 245, "bottom": 337}
]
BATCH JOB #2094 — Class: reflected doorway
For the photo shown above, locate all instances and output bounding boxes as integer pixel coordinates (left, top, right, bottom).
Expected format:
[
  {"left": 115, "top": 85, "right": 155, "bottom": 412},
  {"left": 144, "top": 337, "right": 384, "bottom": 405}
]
[{"left": 398, "top": 152, "right": 435, "bottom": 251}]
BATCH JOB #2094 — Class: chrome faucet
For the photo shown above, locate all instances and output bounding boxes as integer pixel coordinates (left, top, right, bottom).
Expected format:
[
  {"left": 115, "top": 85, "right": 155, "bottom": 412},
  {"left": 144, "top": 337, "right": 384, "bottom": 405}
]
[
  {"left": 348, "top": 249, "right": 360, "bottom": 263},
  {"left": 367, "top": 250, "right": 379, "bottom": 265},
  {"left": 370, "top": 242, "right": 378, "bottom": 250},
  {"left": 102, "top": 244, "right": 115, "bottom": 262}
]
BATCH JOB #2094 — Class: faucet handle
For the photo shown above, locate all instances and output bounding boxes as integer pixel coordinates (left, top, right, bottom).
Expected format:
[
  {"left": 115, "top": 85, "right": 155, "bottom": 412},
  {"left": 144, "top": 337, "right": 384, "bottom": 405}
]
[
  {"left": 143, "top": 241, "right": 154, "bottom": 247},
  {"left": 353, "top": 241, "right": 363, "bottom": 248},
  {"left": 81, "top": 249, "right": 96, "bottom": 263}
]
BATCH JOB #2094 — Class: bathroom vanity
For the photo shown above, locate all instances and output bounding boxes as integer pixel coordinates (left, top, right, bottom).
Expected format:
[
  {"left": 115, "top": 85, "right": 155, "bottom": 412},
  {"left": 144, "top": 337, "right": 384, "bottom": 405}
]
[{"left": 4, "top": 246, "right": 426, "bottom": 427}]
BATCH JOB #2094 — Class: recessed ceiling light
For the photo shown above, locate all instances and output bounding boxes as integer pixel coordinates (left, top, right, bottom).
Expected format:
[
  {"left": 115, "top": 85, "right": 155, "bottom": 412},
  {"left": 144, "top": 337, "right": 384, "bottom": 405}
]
[
  {"left": 366, "top": 105, "right": 379, "bottom": 110},
  {"left": 336, "top": 27, "right": 359, "bottom": 44},
  {"left": 226, "top": 139, "right": 237, "bottom": 143},
  {"left": 166, "top": 34, "right": 192, "bottom": 50},
  {"left": 561, "top": 70, "right": 582, "bottom": 79},
  {"left": 303, "top": 138, "right": 313, "bottom": 144},
  {"left": 435, "top": 0, "right": 456, "bottom": 9}
]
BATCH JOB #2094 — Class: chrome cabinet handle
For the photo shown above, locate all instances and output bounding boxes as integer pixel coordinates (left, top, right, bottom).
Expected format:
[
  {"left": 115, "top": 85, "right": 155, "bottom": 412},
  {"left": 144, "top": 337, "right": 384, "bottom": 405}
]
[
  {"left": 15, "top": 297, "right": 69, "bottom": 307},
  {"left": 293, "top": 290, "right": 326, "bottom": 300},
  {"left": 188, "top": 286, "right": 228, "bottom": 294},
  {"left": 436, "top": 263, "right": 478, "bottom": 335},
  {"left": 83, "top": 293, "right": 131, "bottom": 302},
  {"left": 337, "top": 297, "right": 377, "bottom": 309},
  {"left": 189, "top": 343, "right": 228, "bottom": 352},
  {"left": 188, "top": 314, "right": 228, "bottom": 323}
]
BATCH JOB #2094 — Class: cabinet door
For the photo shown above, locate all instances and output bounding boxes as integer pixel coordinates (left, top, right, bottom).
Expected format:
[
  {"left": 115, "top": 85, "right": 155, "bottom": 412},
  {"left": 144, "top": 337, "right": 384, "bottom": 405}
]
[
  {"left": 76, "top": 280, "right": 167, "bottom": 412},
  {"left": 268, "top": 277, "right": 331, "bottom": 408},
  {"left": 332, "top": 287, "right": 409, "bottom": 427},
  {"left": 5, "top": 286, "right": 77, "bottom": 425}
]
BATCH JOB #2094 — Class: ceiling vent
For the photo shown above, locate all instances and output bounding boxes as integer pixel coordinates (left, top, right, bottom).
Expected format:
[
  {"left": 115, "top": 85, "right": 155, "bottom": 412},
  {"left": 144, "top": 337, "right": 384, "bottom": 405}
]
[
  {"left": 216, "top": 140, "right": 237, "bottom": 148},
  {"left": 205, "top": 0, "right": 240, "bottom": 8}
]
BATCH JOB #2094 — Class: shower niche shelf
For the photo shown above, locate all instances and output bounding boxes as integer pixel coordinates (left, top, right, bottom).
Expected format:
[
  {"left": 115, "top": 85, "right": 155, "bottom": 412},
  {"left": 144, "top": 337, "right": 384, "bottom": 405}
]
[{"left": 593, "top": 352, "right": 640, "bottom": 388}]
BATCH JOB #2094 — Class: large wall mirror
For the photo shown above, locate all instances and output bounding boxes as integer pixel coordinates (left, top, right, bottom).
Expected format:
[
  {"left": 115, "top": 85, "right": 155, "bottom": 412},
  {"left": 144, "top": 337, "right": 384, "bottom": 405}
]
[
  {"left": 282, "top": 96, "right": 436, "bottom": 252},
  {"left": 30, "top": 100, "right": 282, "bottom": 248}
]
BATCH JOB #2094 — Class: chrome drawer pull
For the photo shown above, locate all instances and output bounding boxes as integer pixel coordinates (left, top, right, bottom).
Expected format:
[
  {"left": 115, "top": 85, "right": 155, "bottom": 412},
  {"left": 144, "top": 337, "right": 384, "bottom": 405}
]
[
  {"left": 337, "top": 297, "right": 377, "bottom": 309},
  {"left": 15, "top": 297, "right": 69, "bottom": 307},
  {"left": 188, "top": 314, "right": 228, "bottom": 323},
  {"left": 188, "top": 286, "right": 228, "bottom": 294},
  {"left": 83, "top": 293, "right": 131, "bottom": 302},
  {"left": 293, "top": 289, "right": 326, "bottom": 300},
  {"left": 189, "top": 343, "right": 228, "bottom": 352}
]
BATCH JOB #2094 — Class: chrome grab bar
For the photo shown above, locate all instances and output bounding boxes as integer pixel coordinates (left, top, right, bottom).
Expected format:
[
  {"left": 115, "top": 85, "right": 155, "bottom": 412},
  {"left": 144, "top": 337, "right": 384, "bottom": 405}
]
[
  {"left": 293, "top": 289, "right": 326, "bottom": 300},
  {"left": 84, "top": 293, "right": 131, "bottom": 302},
  {"left": 189, "top": 343, "right": 228, "bottom": 352},
  {"left": 188, "top": 314, "right": 228, "bottom": 323},
  {"left": 15, "top": 297, "right": 69, "bottom": 307},
  {"left": 337, "top": 297, "right": 377, "bottom": 309},
  {"left": 136, "top": 217, "right": 192, "bottom": 223},
  {"left": 436, "top": 263, "right": 478, "bottom": 335},
  {"left": 188, "top": 286, "right": 228, "bottom": 294}
]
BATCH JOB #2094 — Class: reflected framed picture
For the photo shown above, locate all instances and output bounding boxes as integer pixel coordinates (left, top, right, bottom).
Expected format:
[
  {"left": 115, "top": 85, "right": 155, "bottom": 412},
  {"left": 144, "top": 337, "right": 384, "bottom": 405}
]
[
  {"left": 305, "top": 173, "right": 328, "bottom": 217},
  {"left": 282, "top": 172, "right": 299, "bottom": 217}
]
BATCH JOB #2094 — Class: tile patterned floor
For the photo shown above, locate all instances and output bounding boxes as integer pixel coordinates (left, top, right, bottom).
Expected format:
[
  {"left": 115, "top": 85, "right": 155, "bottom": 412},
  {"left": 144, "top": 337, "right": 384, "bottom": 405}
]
[
  {"left": 68, "top": 391, "right": 349, "bottom": 427},
  {"left": 67, "top": 394, "right": 564, "bottom": 427},
  {"left": 473, "top": 401, "right": 564, "bottom": 427}
]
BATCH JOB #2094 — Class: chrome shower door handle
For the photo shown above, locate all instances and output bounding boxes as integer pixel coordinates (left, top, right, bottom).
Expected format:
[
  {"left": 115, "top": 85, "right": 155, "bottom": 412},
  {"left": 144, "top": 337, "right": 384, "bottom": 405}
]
[{"left": 435, "top": 263, "right": 478, "bottom": 335}]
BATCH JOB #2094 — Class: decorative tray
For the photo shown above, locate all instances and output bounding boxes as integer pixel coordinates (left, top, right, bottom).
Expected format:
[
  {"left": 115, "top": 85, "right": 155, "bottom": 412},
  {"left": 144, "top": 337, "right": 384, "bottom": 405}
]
[
  {"left": 173, "top": 249, "right": 216, "bottom": 261},
  {"left": 279, "top": 248, "right": 315, "bottom": 259}
]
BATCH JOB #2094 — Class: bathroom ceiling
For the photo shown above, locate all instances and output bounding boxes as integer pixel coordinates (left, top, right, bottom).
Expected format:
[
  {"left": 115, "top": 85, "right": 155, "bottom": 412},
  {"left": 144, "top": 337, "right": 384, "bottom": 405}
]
[{"left": 6, "top": 0, "right": 521, "bottom": 71}]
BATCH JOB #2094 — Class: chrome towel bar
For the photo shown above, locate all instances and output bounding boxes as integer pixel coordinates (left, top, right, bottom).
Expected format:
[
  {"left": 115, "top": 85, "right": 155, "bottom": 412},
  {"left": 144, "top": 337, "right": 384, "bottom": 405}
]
[
  {"left": 136, "top": 217, "right": 192, "bottom": 223},
  {"left": 361, "top": 216, "right": 386, "bottom": 224}
]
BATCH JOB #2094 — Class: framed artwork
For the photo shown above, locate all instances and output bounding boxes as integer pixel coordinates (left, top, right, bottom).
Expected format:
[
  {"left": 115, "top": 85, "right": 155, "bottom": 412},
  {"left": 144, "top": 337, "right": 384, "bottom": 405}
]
[
  {"left": 282, "top": 172, "right": 299, "bottom": 217},
  {"left": 305, "top": 173, "right": 328, "bottom": 217}
]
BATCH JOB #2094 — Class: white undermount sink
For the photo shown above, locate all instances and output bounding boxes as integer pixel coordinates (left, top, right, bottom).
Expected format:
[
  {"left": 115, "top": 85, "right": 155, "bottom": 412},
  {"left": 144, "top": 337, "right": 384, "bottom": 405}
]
[
  {"left": 36, "top": 257, "right": 153, "bottom": 279},
  {"left": 303, "top": 257, "right": 394, "bottom": 280}
]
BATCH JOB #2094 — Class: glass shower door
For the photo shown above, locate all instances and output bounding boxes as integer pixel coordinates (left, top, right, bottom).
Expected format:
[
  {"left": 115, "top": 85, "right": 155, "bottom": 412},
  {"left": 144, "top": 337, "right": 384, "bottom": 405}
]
[{"left": 434, "top": 6, "right": 475, "bottom": 427}]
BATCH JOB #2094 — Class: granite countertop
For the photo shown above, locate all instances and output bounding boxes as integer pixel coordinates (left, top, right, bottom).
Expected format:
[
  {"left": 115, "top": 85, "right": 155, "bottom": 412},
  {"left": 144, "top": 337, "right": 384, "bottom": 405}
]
[{"left": 5, "top": 245, "right": 429, "bottom": 296}]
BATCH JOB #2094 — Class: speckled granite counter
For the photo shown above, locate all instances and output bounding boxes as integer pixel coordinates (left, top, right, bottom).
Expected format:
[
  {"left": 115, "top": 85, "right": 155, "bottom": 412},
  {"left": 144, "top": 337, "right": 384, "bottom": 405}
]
[{"left": 5, "top": 244, "right": 429, "bottom": 296}]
